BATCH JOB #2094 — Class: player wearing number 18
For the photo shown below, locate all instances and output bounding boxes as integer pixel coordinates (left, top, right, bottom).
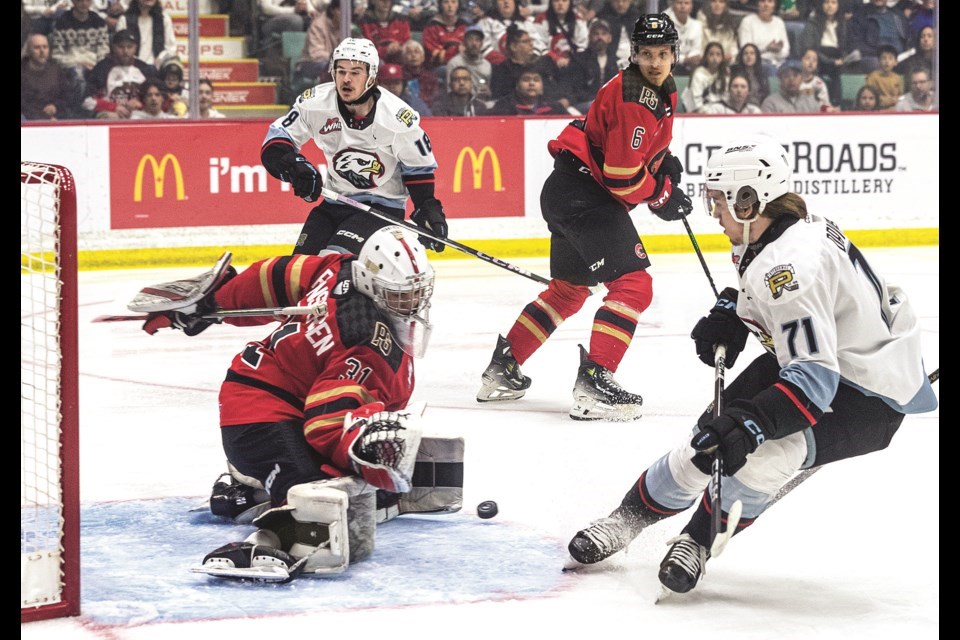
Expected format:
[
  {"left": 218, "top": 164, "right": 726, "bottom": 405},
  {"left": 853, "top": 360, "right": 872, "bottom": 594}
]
[
  {"left": 565, "top": 136, "right": 938, "bottom": 596},
  {"left": 261, "top": 37, "right": 449, "bottom": 256}
]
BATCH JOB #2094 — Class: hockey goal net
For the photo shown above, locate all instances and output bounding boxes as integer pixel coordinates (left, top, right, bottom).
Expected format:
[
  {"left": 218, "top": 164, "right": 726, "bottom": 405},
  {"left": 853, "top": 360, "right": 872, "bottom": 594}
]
[{"left": 21, "top": 161, "right": 80, "bottom": 622}]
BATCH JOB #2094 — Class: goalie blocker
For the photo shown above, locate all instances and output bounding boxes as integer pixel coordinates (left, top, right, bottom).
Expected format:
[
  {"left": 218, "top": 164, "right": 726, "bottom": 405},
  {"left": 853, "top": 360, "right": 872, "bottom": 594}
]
[{"left": 196, "top": 435, "right": 464, "bottom": 582}]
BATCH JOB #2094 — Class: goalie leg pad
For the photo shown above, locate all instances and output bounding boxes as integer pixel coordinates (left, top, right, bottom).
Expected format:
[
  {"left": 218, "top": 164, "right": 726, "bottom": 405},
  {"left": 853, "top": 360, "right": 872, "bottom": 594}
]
[{"left": 377, "top": 436, "right": 465, "bottom": 523}]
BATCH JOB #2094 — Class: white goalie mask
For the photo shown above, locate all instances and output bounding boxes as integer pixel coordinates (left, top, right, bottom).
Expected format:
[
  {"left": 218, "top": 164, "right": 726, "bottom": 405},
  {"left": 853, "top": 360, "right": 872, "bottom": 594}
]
[
  {"left": 702, "top": 136, "right": 791, "bottom": 242},
  {"left": 329, "top": 37, "right": 380, "bottom": 93},
  {"left": 352, "top": 225, "right": 435, "bottom": 358}
]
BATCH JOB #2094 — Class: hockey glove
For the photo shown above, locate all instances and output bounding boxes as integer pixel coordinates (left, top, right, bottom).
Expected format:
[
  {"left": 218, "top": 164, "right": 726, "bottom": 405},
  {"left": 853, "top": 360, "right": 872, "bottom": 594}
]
[
  {"left": 690, "top": 404, "right": 769, "bottom": 476},
  {"left": 336, "top": 404, "right": 423, "bottom": 493},
  {"left": 410, "top": 198, "right": 448, "bottom": 252},
  {"left": 141, "top": 269, "right": 235, "bottom": 336},
  {"left": 280, "top": 152, "right": 322, "bottom": 203},
  {"left": 649, "top": 182, "right": 693, "bottom": 221},
  {"left": 690, "top": 287, "right": 750, "bottom": 368},
  {"left": 655, "top": 152, "right": 684, "bottom": 186}
]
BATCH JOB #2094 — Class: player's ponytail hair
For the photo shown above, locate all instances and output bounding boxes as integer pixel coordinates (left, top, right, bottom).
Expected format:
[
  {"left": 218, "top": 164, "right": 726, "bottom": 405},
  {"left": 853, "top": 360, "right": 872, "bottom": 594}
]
[{"left": 760, "top": 193, "right": 807, "bottom": 221}]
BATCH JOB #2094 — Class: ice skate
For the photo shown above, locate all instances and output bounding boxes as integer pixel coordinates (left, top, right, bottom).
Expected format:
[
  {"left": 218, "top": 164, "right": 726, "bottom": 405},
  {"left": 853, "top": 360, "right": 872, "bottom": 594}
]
[
  {"left": 476, "top": 334, "right": 532, "bottom": 402},
  {"left": 658, "top": 533, "right": 709, "bottom": 594},
  {"left": 565, "top": 505, "right": 647, "bottom": 567},
  {"left": 209, "top": 473, "right": 270, "bottom": 523},
  {"left": 569, "top": 345, "right": 643, "bottom": 421}
]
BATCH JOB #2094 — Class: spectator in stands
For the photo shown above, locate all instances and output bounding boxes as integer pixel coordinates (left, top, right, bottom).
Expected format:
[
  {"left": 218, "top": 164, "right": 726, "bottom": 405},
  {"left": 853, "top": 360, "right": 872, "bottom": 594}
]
[
  {"left": 895, "top": 66, "right": 934, "bottom": 111},
  {"left": 850, "top": 83, "right": 881, "bottom": 111},
  {"left": 761, "top": 59, "right": 821, "bottom": 112},
  {"left": 130, "top": 77, "right": 178, "bottom": 118},
  {"left": 23, "top": 0, "right": 71, "bottom": 36},
  {"left": 533, "top": 0, "right": 589, "bottom": 71},
  {"left": 116, "top": 0, "right": 177, "bottom": 69},
  {"left": 908, "top": 0, "right": 934, "bottom": 39},
  {"left": 895, "top": 24, "right": 933, "bottom": 77},
  {"left": 446, "top": 24, "right": 494, "bottom": 102},
  {"left": 864, "top": 44, "right": 903, "bottom": 110},
  {"left": 83, "top": 29, "right": 157, "bottom": 119},
  {"left": 700, "top": 70, "right": 763, "bottom": 113},
  {"left": 798, "top": 47, "right": 838, "bottom": 111},
  {"left": 489, "top": 23, "right": 548, "bottom": 100},
  {"left": 431, "top": 64, "right": 491, "bottom": 114},
  {"left": 798, "top": 0, "right": 847, "bottom": 107},
  {"left": 197, "top": 78, "right": 227, "bottom": 118},
  {"left": 422, "top": 0, "right": 468, "bottom": 70},
  {"left": 596, "top": 0, "right": 640, "bottom": 69},
  {"left": 681, "top": 40, "right": 728, "bottom": 112},
  {"left": 95, "top": 0, "right": 127, "bottom": 32},
  {"left": 846, "top": 0, "right": 911, "bottom": 73},
  {"left": 397, "top": 0, "right": 440, "bottom": 31},
  {"left": 489, "top": 64, "right": 570, "bottom": 114},
  {"left": 158, "top": 54, "right": 188, "bottom": 116},
  {"left": 296, "top": 0, "right": 343, "bottom": 86},
  {"left": 696, "top": 0, "right": 739, "bottom": 64},
  {"left": 50, "top": 0, "right": 111, "bottom": 105},
  {"left": 401, "top": 39, "right": 442, "bottom": 107},
  {"left": 737, "top": 0, "right": 789, "bottom": 76},
  {"left": 478, "top": 0, "right": 546, "bottom": 63},
  {"left": 21, "top": 32, "right": 76, "bottom": 121},
  {"left": 561, "top": 17, "right": 619, "bottom": 113},
  {"left": 730, "top": 42, "right": 770, "bottom": 106},
  {"left": 378, "top": 62, "right": 434, "bottom": 114},
  {"left": 663, "top": 0, "right": 704, "bottom": 76},
  {"left": 359, "top": 0, "right": 414, "bottom": 64}
]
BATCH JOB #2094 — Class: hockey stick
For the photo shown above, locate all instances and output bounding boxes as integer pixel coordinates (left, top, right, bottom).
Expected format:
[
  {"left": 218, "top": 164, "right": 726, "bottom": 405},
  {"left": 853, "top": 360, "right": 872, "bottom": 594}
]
[
  {"left": 682, "top": 217, "right": 720, "bottom": 298},
  {"left": 320, "top": 188, "right": 551, "bottom": 286},
  {"left": 707, "top": 345, "right": 743, "bottom": 558},
  {"left": 93, "top": 303, "right": 328, "bottom": 323}
]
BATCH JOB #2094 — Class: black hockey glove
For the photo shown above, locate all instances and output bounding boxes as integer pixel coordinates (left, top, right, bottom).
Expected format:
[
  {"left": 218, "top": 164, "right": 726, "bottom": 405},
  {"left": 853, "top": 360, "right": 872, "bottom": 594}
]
[
  {"left": 648, "top": 179, "right": 693, "bottom": 222},
  {"left": 410, "top": 198, "right": 448, "bottom": 252},
  {"left": 280, "top": 152, "right": 322, "bottom": 203},
  {"left": 690, "top": 404, "right": 769, "bottom": 476},
  {"left": 690, "top": 287, "right": 749, "bottom": 368},
  {"left": 656, "top": 152, "right": 684, "bottom": 186}
]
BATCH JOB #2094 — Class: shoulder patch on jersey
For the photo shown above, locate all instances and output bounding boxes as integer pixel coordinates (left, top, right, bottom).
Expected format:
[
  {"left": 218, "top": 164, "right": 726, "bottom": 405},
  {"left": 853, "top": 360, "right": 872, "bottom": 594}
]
[
  {"left": 621, "top": 66, "right": 674, "bottom": 118},
  {"left": 396, "top": 108, "right": 418, "bottom": 127},
  {"left": 299, "top": 87, "right": 316, "bottom": 102},
  {"left": 764, "top": 264, "right": 798, "bottom": 299}
]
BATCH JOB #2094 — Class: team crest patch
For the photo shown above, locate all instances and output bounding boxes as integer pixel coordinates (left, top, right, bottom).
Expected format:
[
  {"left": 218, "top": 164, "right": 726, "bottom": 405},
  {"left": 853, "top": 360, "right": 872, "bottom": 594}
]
[
  {"left": 319, "top": 117, "right": 342, "bottom": 134},
  {"left": 635, "top": 242, "right": 647, "bottom": 259},
  {"left": 299, "top": 87, "right": 316, "bottom": 101},
  {"left": 371, "top": 321, "right": 394, "bottom": 356},
  {"left": 637, "top": 86, "right": 659, "bottom": 109},
  {"left": 332, "top": 148, "right": 386, "bottom": 189},
  {"left": 396, "top": 108, "right": 418, "bottom": 127},
  {"left": 764, "top": 264, "right": 798, "bottom": 299}
]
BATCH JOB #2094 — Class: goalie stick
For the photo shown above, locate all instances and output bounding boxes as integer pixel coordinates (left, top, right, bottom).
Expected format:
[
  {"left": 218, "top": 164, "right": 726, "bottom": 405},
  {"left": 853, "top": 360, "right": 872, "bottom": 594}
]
[
  {"left": 93, "top": 303, "right": 328, "bottom": 324},
  {"left": 320, "top": 188, "right": 551, "bottom": 286}
]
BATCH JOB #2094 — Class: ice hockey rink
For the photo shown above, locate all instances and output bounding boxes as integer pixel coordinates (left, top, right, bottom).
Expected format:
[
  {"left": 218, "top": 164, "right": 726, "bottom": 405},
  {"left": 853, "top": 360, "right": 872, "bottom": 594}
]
[{"left": 23, "top": 245, "right": 938, "bottom": 640}]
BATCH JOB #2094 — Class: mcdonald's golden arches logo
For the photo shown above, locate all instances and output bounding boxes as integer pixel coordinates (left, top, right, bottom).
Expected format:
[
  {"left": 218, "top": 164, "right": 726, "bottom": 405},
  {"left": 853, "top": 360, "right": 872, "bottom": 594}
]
[
  {"left": 134, "top": 153, "right": 185, "bottom": 201},
  {"left": 453, "top": 146, "right": 502, "bottom": 193}
]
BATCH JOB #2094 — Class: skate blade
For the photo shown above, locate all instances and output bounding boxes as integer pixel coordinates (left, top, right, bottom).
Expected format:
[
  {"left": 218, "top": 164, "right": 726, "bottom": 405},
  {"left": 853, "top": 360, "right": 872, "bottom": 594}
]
[
  {"left": 562, "top": 555, "right": 585, "bottom": 572},
  {"left": 476, "top": 380, "right": 527, "bottom": 403},
  {"left": 654, "top": 586, "right": 675, "bottom": 604},
  {"left": 569, "top": 401, "right": 643, "bottom": 421}
]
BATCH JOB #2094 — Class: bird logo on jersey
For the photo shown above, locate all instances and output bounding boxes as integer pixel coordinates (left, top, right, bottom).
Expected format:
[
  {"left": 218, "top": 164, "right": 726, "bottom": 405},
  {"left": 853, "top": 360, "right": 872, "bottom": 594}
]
[{"left": 332, "top": 149, "right": 386, "bottom": 189}]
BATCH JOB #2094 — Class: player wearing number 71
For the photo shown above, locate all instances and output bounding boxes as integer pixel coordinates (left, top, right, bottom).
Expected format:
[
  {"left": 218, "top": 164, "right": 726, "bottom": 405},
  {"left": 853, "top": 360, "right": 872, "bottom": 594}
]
[{"left": 260, "top": 37, "right": 449, "bottom": 257}]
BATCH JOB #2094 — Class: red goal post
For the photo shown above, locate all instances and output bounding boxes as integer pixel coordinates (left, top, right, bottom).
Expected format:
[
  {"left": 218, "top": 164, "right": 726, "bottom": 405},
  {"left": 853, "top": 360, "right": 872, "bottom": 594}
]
[{"left": 21, "top": 161, "right": 81, "bottom": 622}]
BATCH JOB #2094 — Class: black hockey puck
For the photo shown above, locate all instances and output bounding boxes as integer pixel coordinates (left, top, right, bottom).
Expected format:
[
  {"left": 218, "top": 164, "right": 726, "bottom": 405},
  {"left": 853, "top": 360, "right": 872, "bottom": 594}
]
[{"left": 477, "top": 500, "right": 499, "bottom": 519}]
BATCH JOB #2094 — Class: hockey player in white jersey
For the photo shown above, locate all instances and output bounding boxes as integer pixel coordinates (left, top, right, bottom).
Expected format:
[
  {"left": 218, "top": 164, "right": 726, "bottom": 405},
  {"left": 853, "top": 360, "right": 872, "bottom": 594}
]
[
  {"left": 260, "top": 37, "right": 449, "bottom": 256},
  {"left": 564, "top": 136, "right": 938, "bottom": 595}
]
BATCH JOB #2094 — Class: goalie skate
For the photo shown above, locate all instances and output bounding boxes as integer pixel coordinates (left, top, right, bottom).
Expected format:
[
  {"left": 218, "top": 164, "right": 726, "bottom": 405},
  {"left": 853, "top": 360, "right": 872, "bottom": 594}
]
[
  {"left": 192, "top": 531, "right": 302, "bottom": 583},
  {"left": 127, "top": 251, "right": 235, "bottom": 313}
]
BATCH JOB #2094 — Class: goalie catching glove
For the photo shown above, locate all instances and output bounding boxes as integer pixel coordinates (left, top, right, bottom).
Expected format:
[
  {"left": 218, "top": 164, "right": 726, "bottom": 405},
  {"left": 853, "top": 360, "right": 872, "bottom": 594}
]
[
  {"left": 337, "top": 404, "right": 423, "bottom": 494},
  {"left": 410, "top": 198, "right": 448, "bottom": 252}
]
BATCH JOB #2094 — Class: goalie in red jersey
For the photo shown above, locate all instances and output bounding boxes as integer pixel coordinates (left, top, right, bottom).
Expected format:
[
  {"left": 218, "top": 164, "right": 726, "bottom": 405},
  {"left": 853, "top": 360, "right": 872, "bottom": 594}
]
[
  {"left": 477, "top": 13, "right": 694, "bottom": 421},
  {"left": 138, "top": 225, "right": 461, "bottom": 581}
]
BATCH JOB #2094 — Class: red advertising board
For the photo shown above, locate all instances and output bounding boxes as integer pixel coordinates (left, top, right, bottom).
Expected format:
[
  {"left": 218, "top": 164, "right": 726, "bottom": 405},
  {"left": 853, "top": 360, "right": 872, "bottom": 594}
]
[{"left": 108, "top": 117, "right": 526, "bottom": 229}]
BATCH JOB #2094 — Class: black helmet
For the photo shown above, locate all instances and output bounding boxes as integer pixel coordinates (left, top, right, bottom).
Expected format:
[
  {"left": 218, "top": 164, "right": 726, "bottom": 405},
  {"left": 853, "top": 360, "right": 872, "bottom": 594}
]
[{"left": 631, "top": 13, "right": 679, "bottom": 65}]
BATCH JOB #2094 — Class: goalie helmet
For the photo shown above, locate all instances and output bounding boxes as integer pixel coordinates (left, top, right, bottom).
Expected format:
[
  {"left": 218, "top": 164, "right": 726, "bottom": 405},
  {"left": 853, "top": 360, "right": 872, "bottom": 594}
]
[
  {"left": 703, "top": 136, "right": 791, "bottom": 242},
  {"left": 329, "top": 37, "right": 380, "bottom": 90},
  {"left": 631, "top": 13, "right": 679, "bottom": 66},
  {"left": 353, "top": 226, "right": 435, "bottom": 357}
]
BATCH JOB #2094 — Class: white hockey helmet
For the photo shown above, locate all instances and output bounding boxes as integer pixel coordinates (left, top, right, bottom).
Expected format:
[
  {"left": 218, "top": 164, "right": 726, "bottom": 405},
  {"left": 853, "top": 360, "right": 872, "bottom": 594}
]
[
  {"left": 353, "top": 225, "right": 435, "bottom": 357},
  {"left": 330, "top": 37, "right": 380, "bottom": 88},
  {"left": 703, "top": 136, "right": 792, "bottom": 222}
]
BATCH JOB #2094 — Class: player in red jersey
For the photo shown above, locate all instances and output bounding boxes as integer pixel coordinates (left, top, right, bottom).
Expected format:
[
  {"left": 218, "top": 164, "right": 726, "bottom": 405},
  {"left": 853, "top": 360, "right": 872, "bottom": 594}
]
[
  {"left": 141, "top": 225, "right": 444, "bottom": 579},
  {"left": 477, "top": 13, "right": 694, "bottom": 421}
]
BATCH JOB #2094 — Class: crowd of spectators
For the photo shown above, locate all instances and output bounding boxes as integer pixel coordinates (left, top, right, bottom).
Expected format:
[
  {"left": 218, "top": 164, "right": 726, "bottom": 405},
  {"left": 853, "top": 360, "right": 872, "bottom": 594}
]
[{"left": 21, "top": 0, "right": 939, "bottom": 121}]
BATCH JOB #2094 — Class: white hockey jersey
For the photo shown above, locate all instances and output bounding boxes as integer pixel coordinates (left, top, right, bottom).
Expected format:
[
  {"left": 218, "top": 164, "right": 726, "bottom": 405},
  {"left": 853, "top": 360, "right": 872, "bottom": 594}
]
[
  {"left": 263, "top": 85, "right": 438, "bottom": 211},
  {"left": 733, "top": 214, "right": 937, "bottom": 414}
]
